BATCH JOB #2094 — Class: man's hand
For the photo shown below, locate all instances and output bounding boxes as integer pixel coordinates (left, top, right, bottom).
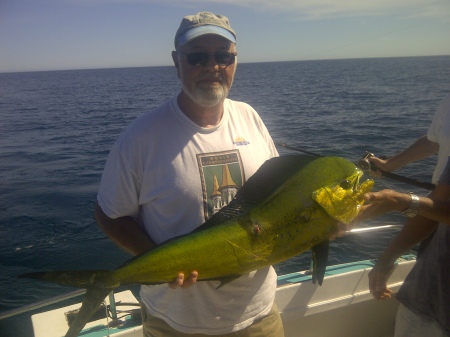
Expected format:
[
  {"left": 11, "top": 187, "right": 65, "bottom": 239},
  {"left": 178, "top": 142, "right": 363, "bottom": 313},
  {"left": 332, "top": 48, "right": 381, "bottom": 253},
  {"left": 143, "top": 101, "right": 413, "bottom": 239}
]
[
  {"left": 368, "top": 261, "right": 394, "bottom": 300},
  {"left": 353, "top": 190, "right": 411, "bottom": 223},
  {"left": 168, "top": 271, "right": 198, "bottom": 289}
]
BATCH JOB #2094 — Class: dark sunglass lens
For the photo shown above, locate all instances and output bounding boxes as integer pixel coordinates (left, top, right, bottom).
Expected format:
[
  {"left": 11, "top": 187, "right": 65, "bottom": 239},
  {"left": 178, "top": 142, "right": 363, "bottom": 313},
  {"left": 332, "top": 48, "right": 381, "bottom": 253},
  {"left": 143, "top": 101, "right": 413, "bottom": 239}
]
[
  {"left": 215, "top": 52, "right": 234, "bottom": 65},
  {"left": 183, "top": 52, "right": 235, "bottom": 66},
  {"left": 186, "top": 53, "right": 208, "bottom": 66}
]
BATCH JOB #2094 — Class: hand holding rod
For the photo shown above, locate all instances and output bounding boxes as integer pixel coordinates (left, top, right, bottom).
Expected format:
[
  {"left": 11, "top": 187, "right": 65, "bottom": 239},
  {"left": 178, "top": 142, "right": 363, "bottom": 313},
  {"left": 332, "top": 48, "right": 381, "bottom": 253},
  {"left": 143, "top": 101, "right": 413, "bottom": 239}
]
[{"left": 357, "top": 152, "right": 435, "bottom": 191}]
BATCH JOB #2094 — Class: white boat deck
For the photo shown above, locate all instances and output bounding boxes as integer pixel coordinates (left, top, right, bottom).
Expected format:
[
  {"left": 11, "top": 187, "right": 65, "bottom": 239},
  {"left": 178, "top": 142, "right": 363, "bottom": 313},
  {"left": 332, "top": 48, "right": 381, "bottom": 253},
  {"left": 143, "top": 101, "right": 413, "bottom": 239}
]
[
  {"left": 32, "top": 291, "right": 141, "bottom": 337},
  {"left": 277, "top": 256, "right": 415, "bottom": 337}
]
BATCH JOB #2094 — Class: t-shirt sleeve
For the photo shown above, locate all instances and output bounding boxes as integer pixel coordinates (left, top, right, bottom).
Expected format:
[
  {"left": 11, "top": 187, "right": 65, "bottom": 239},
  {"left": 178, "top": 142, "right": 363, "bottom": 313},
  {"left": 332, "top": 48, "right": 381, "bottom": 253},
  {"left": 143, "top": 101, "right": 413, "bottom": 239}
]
[{"left": 97, "top": 142, "right": 140, "bottom": 219}]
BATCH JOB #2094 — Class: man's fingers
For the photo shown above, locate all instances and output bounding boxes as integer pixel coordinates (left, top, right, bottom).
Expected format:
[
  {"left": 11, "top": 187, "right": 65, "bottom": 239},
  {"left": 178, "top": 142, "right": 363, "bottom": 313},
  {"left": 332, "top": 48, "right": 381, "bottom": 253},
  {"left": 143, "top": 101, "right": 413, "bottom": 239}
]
[
  {"left": 181, "top": 271, "right": 198, "bottom": 289},
  {"left": 168, "top": 273, "right": 185, "bottom": 289},
  {"left": 168, "top": 271, "right": 198, "bottom": 289}
]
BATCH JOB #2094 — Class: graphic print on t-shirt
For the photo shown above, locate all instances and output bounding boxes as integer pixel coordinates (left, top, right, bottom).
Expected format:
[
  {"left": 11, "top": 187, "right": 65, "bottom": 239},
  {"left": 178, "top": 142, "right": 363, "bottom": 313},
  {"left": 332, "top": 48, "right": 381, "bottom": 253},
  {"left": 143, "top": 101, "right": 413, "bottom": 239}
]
[{"left": 196, "top": 150, "right": 245, "bottom": 220}]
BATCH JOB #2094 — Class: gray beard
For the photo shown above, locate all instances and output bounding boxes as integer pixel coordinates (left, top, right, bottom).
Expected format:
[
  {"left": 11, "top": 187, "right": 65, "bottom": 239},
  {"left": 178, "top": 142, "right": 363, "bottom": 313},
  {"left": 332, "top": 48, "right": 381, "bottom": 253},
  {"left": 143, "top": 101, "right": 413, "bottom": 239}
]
[{"left": 183, "top": 82, "right": 229, "bottom": 107}]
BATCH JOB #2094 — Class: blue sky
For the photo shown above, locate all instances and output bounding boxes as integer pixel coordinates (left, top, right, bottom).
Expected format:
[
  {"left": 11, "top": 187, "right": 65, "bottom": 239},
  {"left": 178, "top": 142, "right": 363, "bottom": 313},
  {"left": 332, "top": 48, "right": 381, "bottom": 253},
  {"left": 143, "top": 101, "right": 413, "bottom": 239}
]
[{"left": 1, "top": 0, "right": 450, "bottom": 73}]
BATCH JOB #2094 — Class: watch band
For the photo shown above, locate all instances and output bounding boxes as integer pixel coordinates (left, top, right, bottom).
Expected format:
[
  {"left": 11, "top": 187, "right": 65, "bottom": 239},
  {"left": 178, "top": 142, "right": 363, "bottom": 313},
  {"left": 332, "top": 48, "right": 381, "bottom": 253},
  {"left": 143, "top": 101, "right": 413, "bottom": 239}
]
[{"left": 401, "top": 192, "right": 420, "bottom": 218}]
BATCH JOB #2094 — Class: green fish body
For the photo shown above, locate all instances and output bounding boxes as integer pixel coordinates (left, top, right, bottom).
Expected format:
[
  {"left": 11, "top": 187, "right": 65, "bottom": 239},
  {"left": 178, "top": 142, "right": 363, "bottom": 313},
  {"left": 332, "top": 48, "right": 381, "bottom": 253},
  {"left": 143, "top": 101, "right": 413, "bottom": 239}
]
[{"left": 20, "top": 155, "right": 373, "bottom": 337}]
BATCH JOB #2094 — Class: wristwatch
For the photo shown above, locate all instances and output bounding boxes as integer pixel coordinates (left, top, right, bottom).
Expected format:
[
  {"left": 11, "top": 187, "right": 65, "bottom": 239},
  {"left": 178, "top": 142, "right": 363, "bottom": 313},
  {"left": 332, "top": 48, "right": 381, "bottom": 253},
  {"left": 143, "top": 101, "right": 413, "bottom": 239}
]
[{"left": 401, "top": 192, "right": 420, "bottom": 217}]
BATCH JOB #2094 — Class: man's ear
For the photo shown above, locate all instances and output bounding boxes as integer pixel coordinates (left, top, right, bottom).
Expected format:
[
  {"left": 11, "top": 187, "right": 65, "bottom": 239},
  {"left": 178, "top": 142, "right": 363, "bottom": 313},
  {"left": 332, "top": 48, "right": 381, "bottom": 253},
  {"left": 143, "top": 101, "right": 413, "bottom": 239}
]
[{"left": 172, "top": 51, "right": 181, "bottom": 79}]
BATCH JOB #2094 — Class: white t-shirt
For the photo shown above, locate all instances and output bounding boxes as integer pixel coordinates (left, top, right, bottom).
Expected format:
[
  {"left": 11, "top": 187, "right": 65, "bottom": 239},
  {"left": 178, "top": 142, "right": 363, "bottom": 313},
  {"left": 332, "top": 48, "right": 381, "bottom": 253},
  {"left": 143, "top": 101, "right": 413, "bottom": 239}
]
[
  {"left": 427, "top": 93, "right": 450, "bottom": 184},
  {"left": 97, "top": 96, "right": 279, "bottom": 334}
]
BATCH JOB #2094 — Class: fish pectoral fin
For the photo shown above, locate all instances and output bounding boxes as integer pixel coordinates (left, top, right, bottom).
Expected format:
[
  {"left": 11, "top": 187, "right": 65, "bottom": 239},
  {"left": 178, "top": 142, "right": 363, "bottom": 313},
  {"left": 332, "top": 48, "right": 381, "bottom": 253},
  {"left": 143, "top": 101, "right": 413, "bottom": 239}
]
[
  {"left": 311, "top": 240, "right": 329, "bottom": 286},
  {"left": 215, "top": 275, "right": 242, "bottom": 289},
  {"left": 64, "top": 287, "right": 114, "bottom": 337}
]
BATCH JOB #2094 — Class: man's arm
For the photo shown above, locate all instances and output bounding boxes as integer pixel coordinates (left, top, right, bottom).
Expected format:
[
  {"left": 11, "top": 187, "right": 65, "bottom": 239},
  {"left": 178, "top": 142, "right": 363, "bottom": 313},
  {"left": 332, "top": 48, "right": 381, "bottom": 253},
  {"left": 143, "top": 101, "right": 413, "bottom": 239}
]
[
  {"left": 356, "top": 187, "right": 450, "bottom": 225},
  {"left": 371, "top": 181, "right": 448, "bottom": 265},
  {"left": 368, "top": 215, "right": 438, "bottom": 300},
  {"left": 367, "top": 182, "right": 450, "bottom": 300},
  {"left": 94, "top": 203, "right": 156, "bottom": 256},
  {"left": 369, "top": 135, "right": 439, "bottom": 172}
]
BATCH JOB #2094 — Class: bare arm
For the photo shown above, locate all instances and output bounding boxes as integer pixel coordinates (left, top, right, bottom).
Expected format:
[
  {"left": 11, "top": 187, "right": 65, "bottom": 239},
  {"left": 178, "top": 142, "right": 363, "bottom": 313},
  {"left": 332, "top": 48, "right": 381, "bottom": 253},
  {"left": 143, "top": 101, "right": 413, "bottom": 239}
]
[
  {"left": 418, "top": 198, "right": 450, "bottom": 225},
  {"left": 367, "top": 183, "right": 449, "bottom": 300},
  {"left": 94, "top": 203, "right": 156, "bottom": 256},
  {"left": 377, "top": 216, "right": 438, "bottom": 265},
  {"left": 357, "top": 186, "right": 450, "bottom": 225},
  {"left": 368, "top": 215, "right": 438, "bottom": 300},
  {"left": 369, "top": 135, "right": 439, "bottom": 172},
  {"left": 373, "top": 182, "right": 449, "bottom": 262}
]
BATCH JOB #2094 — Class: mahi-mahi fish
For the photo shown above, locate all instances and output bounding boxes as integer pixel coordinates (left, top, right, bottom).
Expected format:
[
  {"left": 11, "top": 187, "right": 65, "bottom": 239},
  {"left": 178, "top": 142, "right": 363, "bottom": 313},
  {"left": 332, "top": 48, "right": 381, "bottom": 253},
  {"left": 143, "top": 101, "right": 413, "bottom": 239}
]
[{"left": 19, "top": 155, "right": 373, "bottom": 337}]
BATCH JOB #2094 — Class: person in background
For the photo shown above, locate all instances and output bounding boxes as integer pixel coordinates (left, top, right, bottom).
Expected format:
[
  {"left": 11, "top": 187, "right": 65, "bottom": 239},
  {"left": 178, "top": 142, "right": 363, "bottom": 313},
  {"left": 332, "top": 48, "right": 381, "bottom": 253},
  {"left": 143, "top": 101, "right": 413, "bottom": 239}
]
[
  {"left": 362, "top": 93, "right": 450, "bottom": 337},
  {"left": 94, "top": 12, "right": 284, "bottom": 337}
]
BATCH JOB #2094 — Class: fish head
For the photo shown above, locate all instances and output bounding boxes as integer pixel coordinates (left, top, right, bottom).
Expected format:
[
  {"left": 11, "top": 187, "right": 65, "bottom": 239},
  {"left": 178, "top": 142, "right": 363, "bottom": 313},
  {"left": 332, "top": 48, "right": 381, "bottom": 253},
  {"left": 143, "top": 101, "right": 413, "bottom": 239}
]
[{"left": 312, "top": 164, "right": 374, "bottom": 224}]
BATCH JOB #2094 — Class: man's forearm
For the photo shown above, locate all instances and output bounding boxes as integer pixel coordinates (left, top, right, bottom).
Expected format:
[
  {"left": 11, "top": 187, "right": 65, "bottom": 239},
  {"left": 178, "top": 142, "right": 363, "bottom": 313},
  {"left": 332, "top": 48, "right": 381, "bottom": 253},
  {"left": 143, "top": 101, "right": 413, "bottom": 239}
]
[
  {"left": 415, "top": 182, "right": 450, "bottom": 226},
  {"left": 377, "top": 216, "right": 438, "bottom": 265},
  {"left": 94, "top": 203, "right": 156, "bottom": 256},
  {"left": 384, "top": 135, "right": 439, "bottom": 172},
  {"left": 417, "top": 199, "right": 450, "bottom": 225}
]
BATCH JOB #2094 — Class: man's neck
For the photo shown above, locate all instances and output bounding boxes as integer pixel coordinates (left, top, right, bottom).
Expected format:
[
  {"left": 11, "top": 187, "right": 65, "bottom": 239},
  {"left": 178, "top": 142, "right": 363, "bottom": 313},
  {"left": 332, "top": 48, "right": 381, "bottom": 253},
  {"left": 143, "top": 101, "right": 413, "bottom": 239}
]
[{"left": 177, "top": 93, "right": 225, "bottom": 128}]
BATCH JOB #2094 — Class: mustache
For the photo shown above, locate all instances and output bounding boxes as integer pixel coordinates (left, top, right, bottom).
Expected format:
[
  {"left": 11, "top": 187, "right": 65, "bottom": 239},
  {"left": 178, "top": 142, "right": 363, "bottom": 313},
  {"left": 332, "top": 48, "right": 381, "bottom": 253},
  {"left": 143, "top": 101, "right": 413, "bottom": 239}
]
[{"left": 196, "top": 74, "right": 225, "bottom": 83}]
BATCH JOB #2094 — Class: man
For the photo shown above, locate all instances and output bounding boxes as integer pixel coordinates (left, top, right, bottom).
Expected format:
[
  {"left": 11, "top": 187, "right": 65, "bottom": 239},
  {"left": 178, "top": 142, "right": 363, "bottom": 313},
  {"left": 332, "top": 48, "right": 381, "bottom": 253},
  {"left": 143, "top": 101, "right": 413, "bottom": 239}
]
[
  {"left": 363, "top": 93, "right": 450, "bottom": 336},
  {"left": 95, "top": 12, "right": 284, "bottom": 337}
]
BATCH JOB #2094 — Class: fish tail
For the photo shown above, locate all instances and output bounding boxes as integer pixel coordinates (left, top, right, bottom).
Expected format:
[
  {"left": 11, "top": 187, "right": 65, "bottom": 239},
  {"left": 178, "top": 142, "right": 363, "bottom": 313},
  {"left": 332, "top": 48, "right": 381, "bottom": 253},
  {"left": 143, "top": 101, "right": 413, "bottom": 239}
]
[
  {"left": 19, "top": 270, "right": 114, "bottom": 288},
  {"left": 19, "top": 270, "right": 118, "bottom": 337},
  {"left": 64, "top": 287, "right": 114, "bottom": 337}
]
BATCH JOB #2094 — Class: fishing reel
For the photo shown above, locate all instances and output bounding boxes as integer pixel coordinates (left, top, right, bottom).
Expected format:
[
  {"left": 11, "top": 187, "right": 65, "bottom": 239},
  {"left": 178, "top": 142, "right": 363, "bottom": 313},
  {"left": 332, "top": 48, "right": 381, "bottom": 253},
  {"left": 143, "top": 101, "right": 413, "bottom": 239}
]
[{"left": 356, "top": 152, "right": 375, "bottom": 172}]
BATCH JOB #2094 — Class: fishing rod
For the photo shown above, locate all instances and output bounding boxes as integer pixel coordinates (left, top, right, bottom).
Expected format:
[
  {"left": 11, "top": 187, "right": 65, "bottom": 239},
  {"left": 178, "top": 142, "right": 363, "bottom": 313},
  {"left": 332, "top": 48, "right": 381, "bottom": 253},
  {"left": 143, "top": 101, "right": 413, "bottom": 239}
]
[
  {"left": 276, "top": 142, "right": 435, "bottom": 191},
  {"left": 0, "top": 289, "right": 87, "bottom": 320},
  {"left": 276, "top": 141, "right": 322, "bottom": 157}
]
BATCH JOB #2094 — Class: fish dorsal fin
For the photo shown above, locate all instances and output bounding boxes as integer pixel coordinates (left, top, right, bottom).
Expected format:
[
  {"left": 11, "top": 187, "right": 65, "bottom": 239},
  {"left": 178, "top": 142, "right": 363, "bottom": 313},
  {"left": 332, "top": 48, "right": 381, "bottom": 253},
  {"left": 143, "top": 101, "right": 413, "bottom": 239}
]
[
  {"left": 196, "top": 155, "right": 317, "bottom": 230},
  {"left": 234, "top": 155, "right": 317, "bottom": 206}
]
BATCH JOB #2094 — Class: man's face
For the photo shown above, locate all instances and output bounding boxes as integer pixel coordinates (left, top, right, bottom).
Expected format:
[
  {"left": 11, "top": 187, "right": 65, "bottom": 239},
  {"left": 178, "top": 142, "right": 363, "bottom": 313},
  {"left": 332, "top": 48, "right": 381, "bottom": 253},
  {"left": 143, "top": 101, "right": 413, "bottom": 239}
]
[{"left": 173, "top": 35, "right": 237, "bottom": 108}]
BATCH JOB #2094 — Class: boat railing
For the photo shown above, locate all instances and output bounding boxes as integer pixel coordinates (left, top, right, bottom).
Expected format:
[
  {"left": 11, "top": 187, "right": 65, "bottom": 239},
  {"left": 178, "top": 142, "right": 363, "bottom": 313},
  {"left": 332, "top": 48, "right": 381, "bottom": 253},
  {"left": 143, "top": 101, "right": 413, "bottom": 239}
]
[{"left": 0, "top": 289, "right": 86, "bottom": 320}]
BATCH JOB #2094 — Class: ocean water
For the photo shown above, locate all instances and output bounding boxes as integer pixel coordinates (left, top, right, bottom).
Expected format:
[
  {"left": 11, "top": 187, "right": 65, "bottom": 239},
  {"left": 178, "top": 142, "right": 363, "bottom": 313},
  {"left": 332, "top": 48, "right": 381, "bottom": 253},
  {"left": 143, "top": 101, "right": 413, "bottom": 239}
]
[{"left": 1, "top": 55, "right": 450, "bottom": 336}]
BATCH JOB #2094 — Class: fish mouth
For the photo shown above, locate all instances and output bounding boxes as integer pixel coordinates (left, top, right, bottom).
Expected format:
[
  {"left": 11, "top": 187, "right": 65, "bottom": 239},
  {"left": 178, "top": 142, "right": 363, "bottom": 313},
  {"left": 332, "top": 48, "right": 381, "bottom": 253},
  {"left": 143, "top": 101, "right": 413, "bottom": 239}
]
[{"left": 312, "top": 168, "right": 374, "bottom": 224}]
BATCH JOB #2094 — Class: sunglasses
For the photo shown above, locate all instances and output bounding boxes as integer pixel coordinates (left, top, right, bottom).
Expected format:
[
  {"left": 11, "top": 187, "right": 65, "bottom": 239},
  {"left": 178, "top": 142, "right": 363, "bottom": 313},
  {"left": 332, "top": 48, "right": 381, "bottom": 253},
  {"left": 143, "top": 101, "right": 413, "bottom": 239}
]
[{"left": 178, "top": 51, "right": 237, "bottom": 67}]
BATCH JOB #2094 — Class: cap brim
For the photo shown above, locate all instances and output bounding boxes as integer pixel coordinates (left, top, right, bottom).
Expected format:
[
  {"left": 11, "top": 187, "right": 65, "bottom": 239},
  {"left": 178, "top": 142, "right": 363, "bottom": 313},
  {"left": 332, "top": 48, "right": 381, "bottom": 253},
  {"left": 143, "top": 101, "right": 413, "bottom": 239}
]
[{"left": 178, "top": 25, "right": 236, "bottom": 46}]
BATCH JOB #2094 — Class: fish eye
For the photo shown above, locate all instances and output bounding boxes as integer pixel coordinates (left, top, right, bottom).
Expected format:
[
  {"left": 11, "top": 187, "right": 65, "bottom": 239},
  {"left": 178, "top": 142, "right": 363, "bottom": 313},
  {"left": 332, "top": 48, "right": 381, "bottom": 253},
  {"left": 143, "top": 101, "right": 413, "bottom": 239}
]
[{"left": 340, "top": 180, "right": 352, "bottom": 190}]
